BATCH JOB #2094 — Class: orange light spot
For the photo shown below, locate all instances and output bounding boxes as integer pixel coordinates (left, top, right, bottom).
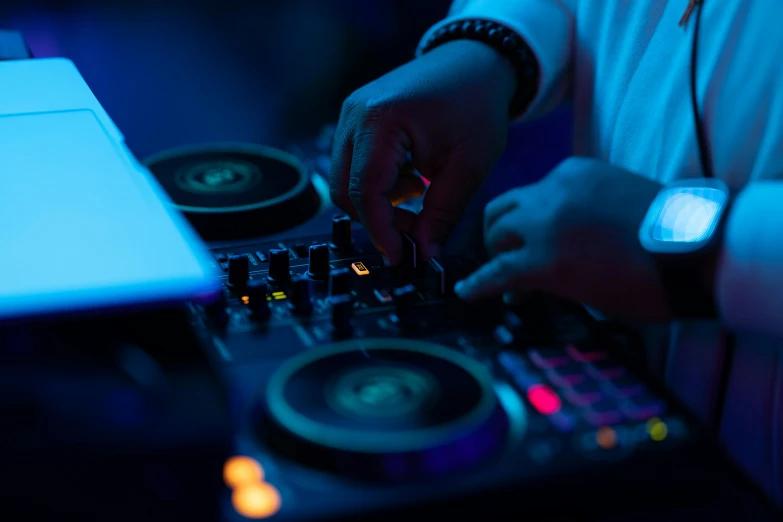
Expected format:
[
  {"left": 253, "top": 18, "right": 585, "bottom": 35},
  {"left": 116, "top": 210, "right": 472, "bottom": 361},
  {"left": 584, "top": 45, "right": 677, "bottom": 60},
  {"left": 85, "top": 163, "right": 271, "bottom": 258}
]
[
  {"left": 232, "top": 482, "right": 282, "bottom": 519},
  {"left": 224, "top": 456, "right": 264, "bottom": 488},
  {"left": 596, "top": 426, "right": 617, "bottom": 449},
  {"left": 241, "top": 296, "right": 250, "bottom": 304}
]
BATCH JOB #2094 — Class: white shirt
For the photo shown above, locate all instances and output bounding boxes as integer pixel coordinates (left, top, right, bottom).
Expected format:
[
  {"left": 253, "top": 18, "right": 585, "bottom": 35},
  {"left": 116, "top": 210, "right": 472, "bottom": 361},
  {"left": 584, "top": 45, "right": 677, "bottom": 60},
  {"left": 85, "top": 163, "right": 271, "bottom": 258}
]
[{"left": 420, "top": 0, "right": 783, "bottom": 505}]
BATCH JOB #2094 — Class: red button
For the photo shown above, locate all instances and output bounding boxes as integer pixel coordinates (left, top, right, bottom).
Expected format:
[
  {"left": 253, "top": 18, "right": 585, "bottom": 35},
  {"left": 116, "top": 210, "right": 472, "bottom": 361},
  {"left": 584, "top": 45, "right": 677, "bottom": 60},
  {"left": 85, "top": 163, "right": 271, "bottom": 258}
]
[{"left": 526, "top": 384, "right": 562, "bottom": 415}]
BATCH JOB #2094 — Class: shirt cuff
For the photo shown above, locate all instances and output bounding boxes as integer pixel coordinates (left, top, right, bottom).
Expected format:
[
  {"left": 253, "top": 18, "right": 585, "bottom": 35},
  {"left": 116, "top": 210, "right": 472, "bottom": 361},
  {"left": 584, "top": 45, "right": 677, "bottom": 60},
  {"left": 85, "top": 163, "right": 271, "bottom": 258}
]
[
  {"left": 416, "top": 0, "right": 574, "bottom": 120},
  {"left": 717, "top": 182, "right": 783, "bottom": 337}
]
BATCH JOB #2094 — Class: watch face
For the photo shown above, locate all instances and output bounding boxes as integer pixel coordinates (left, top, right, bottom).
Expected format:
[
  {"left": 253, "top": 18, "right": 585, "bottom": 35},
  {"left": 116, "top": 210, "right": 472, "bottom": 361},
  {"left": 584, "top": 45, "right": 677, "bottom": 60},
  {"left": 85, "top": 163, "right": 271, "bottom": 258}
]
[{"left": 640, "top": 183, "right": 729, "bottom": 254}]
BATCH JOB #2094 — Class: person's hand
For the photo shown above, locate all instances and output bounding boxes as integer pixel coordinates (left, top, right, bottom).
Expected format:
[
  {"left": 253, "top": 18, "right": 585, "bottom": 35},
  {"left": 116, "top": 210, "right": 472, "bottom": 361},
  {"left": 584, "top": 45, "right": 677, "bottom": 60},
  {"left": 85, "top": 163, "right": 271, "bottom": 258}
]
[
  {"left": 454, "top": 157, "right": 671, "bottom": 321},
  {"left": 329, "top": 40, "right": 517, "bottom": 265}
]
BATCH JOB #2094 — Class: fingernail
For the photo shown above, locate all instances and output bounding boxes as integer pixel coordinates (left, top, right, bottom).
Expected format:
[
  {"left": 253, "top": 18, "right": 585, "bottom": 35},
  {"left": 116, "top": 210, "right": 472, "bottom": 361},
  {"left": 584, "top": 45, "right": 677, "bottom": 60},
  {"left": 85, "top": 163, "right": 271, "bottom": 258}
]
[{"left": 453, "top": 280, "right": 466, "bottom": 297}]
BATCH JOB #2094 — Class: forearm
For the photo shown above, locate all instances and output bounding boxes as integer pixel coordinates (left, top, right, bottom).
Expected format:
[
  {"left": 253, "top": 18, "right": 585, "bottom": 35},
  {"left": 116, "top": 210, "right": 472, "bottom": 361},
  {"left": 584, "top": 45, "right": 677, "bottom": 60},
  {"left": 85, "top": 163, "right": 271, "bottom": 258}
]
[
  {"left": 416, "top": 0, "right": 576, "bottom": 120},
  {"left": 716, "top": 182, "right": 783, "bottom": 337}
]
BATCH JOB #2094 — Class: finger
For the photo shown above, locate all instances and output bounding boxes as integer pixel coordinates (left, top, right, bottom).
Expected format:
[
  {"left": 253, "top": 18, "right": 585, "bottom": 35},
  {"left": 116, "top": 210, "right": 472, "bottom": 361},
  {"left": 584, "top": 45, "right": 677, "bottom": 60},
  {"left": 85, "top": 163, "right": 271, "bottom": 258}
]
[
  {"left": 484, "top": 207, "right": 526, "bottom": 257},
  {"left": 386, "top": 171, "right": 427, "bottom": 206},
  {"left": 484, "top": 188, "right": 524, "bottom": 231},
  {"left": 348, "top": 127, "right": 411, "bottom": 265},
  {"left": 329, "top": 112, "right": 358, "bottom": 220},
  {"left": 411, "top": 157, "right": 486, "bottom": 260},
  {"left": 453, "top": 248, "right": 544, "bottom": 301}
]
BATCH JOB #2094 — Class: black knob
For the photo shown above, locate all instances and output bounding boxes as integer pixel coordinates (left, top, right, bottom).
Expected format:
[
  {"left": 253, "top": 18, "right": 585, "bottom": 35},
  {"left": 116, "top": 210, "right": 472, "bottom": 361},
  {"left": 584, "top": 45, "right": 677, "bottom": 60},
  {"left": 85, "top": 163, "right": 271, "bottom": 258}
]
[
  {"left": 329, "top": 267, "right": 351, "bottom": 296},
  {"left": 227, "top": 255, "right": 249, "bottom": 289},
  {"left": 288, "top": 274, "right": 312, "bottom": 314},
  {"left": 330, "top": 294, "right": 353, "bottom": 336},
  {"left": 267, "top": 248, "right": 290, "bottom": 285},
  {"left": 307, "top": 244, "right": 330, "bottom": 280},
  {"left": 330, "top": 215, "right": 353, "bottom": 250},
  {"left": 246, "top": 279, "right": 270, "bottom": 320}
]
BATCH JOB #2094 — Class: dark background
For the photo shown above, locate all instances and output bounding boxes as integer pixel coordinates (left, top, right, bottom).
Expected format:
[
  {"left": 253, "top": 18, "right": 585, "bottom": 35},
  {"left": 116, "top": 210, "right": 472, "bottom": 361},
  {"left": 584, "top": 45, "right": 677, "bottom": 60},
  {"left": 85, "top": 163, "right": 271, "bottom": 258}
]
[{"left": 3, "top": 0, "right": 572, "bottom": 191}]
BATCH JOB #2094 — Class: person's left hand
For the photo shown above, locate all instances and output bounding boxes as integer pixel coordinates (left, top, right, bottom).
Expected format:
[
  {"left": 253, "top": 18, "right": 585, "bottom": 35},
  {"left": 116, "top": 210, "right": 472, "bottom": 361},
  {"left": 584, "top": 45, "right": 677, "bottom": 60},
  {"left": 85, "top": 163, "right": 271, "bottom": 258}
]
[{"left": 454, "top": 157, "right": 671, "bottom": 321}]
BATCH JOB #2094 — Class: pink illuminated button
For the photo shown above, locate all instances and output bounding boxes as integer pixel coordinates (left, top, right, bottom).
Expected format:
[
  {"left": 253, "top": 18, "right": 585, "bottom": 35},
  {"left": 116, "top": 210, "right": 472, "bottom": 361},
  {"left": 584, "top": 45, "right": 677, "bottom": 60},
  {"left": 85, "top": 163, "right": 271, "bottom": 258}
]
[
  {"left": 567, "top": 344, "right": 608, "bottom": 363},
  {"left": 527, "top": 384, "right": 562, "bottom": 416}
]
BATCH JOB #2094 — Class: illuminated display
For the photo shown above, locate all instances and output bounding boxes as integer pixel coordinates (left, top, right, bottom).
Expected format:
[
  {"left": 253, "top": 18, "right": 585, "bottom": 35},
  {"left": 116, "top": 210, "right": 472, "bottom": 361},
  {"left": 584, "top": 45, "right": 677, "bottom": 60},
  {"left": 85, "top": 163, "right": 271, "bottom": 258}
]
[{"left": 652, "top": 187, "right": 724, "bottom": 243}]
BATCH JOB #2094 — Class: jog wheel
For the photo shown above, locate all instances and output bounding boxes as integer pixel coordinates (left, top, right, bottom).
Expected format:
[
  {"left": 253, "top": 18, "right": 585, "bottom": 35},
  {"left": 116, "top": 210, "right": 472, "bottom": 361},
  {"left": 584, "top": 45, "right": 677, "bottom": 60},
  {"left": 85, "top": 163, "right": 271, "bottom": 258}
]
[
  {"left": 256, "top": 339, "right": 511, "bottom": 481},
  {"left": 144, "top": 143, "right": 325, "bottom": 241}
]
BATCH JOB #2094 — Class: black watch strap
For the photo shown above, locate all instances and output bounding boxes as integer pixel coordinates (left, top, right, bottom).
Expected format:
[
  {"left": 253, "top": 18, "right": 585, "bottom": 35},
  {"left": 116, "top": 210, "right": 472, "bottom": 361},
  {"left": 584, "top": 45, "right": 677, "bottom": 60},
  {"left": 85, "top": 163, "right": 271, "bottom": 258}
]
[{"left": 419, "top": 20, "right": 540, "bottom": 117}]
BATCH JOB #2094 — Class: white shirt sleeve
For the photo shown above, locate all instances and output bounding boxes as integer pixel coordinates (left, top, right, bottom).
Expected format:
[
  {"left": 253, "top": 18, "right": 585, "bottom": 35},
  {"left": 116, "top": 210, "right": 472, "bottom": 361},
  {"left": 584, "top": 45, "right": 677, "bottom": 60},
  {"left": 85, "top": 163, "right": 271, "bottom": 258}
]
[
  {"left": 416, "top": 0, "right": 576, "bottom": 120},
  {"left": 717, "top": 182, "right": 783, "bottom": 337}
]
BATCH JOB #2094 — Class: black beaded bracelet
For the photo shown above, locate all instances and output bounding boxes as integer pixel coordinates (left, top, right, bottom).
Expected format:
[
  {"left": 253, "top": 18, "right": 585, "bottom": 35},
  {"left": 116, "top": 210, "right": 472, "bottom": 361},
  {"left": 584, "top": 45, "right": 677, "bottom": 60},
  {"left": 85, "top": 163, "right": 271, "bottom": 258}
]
[{"left": 420, "top": 20, "right": 540, "bottom": 117}]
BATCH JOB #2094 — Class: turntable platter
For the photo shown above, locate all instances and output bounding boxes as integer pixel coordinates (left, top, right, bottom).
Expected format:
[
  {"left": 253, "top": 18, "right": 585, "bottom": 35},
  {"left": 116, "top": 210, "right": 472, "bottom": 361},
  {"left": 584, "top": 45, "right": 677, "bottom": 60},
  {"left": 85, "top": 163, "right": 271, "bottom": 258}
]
[
  {"left": 144, "top": 143, "right": 324, "bottom": 241},
  {"left": 257, "top": 339, "right": 511, "bottom": 481}
]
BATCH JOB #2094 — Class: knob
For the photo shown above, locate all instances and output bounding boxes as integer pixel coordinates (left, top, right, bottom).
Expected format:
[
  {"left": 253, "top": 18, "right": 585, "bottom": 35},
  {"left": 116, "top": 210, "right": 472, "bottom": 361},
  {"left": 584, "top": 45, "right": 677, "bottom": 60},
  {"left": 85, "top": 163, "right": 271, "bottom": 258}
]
[
  {"left": 267, "top": 248, "right": 290, "bottom": 285},
  {"left": 307, "top": 244, "right": 330, "bottom": 280},
  {"left": 227, "top": 255, "right": 249, "bottom": 289},
  {"left": 329, "top": 267, "right": 351, "bottom": 296},
  {"left": 330, "top": 294, "right": 353, "bottom": 336},
  {"left": 246, "top": 279, "right": 270, "bottom": 320},
  {"left": 330, "top": 215, "right": 353, "bottom": 250},
  {"left": 288, "top": 274, "right": 312, "bottom": 314}
]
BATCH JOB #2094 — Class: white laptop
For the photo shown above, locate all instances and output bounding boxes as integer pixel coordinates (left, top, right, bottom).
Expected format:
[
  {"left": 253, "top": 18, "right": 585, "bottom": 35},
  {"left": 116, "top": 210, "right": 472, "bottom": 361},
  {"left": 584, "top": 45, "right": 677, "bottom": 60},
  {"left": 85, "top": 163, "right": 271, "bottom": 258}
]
[{"left": 0, "top": 58, "right": 220, "bottom": 321}]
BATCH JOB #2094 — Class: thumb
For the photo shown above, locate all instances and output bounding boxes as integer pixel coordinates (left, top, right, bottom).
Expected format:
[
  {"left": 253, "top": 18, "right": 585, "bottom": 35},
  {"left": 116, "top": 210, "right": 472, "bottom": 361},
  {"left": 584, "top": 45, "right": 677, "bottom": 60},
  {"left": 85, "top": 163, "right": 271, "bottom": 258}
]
[
  {"left": 454, "top": 248, "right": 547, "bottom": 301},
  {"left": 410, "top": 156, "right": 488, "bottom": 260}
]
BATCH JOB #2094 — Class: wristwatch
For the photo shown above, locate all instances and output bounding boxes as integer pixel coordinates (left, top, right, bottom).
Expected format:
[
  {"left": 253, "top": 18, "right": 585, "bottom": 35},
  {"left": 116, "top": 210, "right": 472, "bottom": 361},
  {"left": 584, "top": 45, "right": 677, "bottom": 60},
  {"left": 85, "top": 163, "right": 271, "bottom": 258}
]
[{"left": 638, "top": 178, "right": 732, "bottom": 318}]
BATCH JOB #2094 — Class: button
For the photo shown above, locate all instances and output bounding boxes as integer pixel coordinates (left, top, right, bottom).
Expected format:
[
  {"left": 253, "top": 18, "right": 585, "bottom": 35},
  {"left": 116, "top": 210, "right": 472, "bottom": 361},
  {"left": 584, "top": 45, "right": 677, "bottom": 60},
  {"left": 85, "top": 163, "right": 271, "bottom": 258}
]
[
  {"left": 329, "top": 267, "right": 351, "bottom": 296},
  {"left": 246, "top": 280, "right": 270, "bottom": 320},
  {"left": 564, "top": 389, "right": 602, "bottom": 408},
  {"left": 546, "top": 362, "right": 587, "bottom": 387},
  {"left": 330, "top": 215, "right": 353, "bottom": 250},
  {"left": 307, "top": 244, "right": 330, "bottom": 280},
  {"left": 586, "top": 359, "right": 626, "bottom": 380},
  {"left": 267, "top": 248, "right": 290, "bottom": 285},
  {"left": 583, "top": 399, "right": 623, "bottom": 426},
  {"left": 548, "top": 411, "right": 578, "bottom": 433},
  {"left": 620, "top": 394, "right": 667, "bottom": 421},
  {"left": 227, "top": 255, "right": 250, "bottom": 289},
  {"left": 498, "top": 312, "right": 527, "bottom": 346},
  {"left": 254, "top": 252, "right": 268, "bottom": 263},
  {"left": 526, "top": 384, "right": 562, "bottom": 415},
  {"left": 288, "top": 275, "right": 312, "bottom": 314},
  {"left": 215, "top": 253, "right": 228, "bottom": 263},
  {"left": 605, "top": 374, "right": 646, "bottom": 399},
  {"left": 567, "top": 344, "right": 608, "bottom": 363},
  {"left": 528, "top": 348, "right": 570, "bottom": 370},
  {"left": 498, "top": 352, "right": 542, "bottom": 389},
  {"left": 330, "top": 294, "right": 353, "bottom": 336},
  {"left": 373, "top": 288, "right": 393, "bottom": 304}
]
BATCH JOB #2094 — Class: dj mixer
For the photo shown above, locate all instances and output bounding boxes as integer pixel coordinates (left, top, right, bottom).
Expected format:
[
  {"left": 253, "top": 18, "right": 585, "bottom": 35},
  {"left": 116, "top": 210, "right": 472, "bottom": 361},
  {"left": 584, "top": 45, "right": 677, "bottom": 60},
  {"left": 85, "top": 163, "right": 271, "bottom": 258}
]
[
  {"left": 132, "top": 129, "right": 774, "bottom": 521},
  {"left": 183, "top": 221, "right": 742, "bottom": 521}
]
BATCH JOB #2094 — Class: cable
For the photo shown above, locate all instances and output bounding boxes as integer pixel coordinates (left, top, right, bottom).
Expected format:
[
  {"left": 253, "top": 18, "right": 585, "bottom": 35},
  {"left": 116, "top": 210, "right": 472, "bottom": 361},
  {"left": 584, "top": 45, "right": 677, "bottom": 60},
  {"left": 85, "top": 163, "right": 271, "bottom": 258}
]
[{"left": 689, "top": 2, "right": 736, "bottom": 436}]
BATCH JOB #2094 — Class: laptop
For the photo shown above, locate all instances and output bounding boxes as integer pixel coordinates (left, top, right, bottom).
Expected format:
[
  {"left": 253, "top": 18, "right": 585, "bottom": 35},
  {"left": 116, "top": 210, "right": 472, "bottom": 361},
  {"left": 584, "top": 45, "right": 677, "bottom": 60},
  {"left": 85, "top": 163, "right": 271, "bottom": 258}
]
[{"left": 0, "top": 58, "right": 220, "bottom": 321}]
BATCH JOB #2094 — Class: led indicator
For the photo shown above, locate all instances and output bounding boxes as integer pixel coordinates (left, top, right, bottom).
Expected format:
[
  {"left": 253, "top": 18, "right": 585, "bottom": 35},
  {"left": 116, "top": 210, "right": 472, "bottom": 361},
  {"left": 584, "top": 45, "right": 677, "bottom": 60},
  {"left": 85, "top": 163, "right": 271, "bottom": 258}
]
[
  {"left": 232, "top": 482, "right": 281, "bottom": 519},
  {"left": 526, "top": 384, "right": 562, "bottom": 415},
  {"left": 224, "top": 456, "right": 264, "bottom": 488},
  {"left": 272, "top": 291, "right": 286, "bottom": 300},
  {"left": 241, "top": 296, "right": 250, "bottom": 305},
  {"left": 646, "top": 417, "right": 668, "bottom": 441},
  {"left": 596, "top": 426, "right": 617, "bottom": 449},
  {"left": 351, "top": 262, "right": 370, "bottom": 276}
]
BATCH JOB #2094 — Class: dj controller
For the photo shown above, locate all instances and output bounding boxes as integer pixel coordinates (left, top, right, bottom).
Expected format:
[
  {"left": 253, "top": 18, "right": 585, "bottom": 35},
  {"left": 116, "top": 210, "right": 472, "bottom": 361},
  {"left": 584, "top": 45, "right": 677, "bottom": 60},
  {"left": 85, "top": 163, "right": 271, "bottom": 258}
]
[
  {"left": 139, "top": 130, "right": 774, "bottom": 521},
  {"left": 0, "top": 123, "right": 776, "bottom": 522}
]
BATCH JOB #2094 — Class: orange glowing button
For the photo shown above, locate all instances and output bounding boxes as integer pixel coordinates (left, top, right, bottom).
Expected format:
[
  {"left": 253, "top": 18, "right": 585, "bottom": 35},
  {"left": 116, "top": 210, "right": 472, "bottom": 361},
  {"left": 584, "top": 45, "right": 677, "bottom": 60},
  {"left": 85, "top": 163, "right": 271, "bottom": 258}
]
[
  {"left": 232, "top": 482, "right": 282, "bottom": 519},
  {"left": 351, "top": 262, "right": 370, "bottom": 276},
  {"left": 596, "top": 426, "right": 617, "bottom": 449},
  {"left": 241, "top": 296, "right": 250, "bottom": 305},
  {"left": 224, "top": 456, "right": 264, "bottom": 488}
]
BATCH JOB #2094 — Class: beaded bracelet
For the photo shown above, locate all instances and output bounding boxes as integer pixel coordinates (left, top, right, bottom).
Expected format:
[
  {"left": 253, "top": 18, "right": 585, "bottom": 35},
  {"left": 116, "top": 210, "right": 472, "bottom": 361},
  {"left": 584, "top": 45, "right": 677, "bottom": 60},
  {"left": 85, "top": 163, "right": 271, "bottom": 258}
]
[{"left": 420, "top": 20, "right": 540, "bottom": 117}]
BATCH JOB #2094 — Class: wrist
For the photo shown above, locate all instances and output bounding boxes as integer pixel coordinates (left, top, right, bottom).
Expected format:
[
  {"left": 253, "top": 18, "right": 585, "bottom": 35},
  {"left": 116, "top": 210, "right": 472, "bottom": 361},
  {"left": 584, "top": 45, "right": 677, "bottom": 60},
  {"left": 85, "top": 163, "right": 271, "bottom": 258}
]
[{"left": 419, "top": 20, "right": 539, "bottom": 117}]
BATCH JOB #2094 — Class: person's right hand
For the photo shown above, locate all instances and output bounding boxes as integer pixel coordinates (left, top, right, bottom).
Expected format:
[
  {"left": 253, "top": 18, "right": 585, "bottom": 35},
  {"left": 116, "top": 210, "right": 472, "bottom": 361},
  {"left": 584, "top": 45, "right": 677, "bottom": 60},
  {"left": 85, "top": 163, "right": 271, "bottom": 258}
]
[{"left": 329, "top": 39, "right": 518, "bottom": 265}]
